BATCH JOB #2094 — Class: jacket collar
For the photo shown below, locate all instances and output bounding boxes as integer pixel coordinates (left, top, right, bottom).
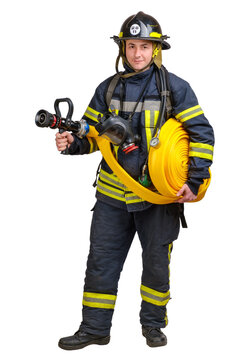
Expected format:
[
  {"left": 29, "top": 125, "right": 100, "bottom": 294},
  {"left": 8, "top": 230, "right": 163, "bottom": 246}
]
[{"left": 123, "top": 64, "right": 155, "bottom": 81}]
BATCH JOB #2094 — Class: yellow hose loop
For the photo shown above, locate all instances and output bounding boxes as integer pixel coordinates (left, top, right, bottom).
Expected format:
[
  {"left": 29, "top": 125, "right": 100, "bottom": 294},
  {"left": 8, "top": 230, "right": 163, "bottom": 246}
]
[
  {"left": 149, "top": 118, "right": 189, "bottom": 197},
  {"left": 87, "top": 118, "right": 211, "bottom": 204},
  {"left": 88, "top": 127, "right": 174, "bottom": 204},
  {"left": 148, "top": 118, "right": 211, "bottom": 202}
]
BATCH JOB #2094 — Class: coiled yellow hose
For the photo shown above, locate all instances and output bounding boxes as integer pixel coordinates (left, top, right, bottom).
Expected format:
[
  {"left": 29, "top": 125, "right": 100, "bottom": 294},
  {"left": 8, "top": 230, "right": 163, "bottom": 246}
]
[
  {"left": 148, "top": 118, "right": 211, "bottom": 202},
  {"left": 88, "top": 118, "right": 211, "bottom": 204}
]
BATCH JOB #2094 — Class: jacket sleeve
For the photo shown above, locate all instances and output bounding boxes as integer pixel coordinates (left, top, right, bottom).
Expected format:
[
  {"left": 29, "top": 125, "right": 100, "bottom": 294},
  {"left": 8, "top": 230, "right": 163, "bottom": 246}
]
[
  {"left": 69, "top": 77, "right": 111, "bottom": 155},
  {"left": 169, "top": 73, "right": 215, "bottom": 195}
]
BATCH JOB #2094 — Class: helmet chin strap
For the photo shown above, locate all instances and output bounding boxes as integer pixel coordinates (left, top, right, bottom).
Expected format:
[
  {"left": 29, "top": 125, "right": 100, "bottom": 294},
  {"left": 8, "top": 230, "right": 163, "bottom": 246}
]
[
  {"left": 115, "top": 42, "right": 162, "bottom": 78},
  {"left": 152, "top": 43, "right": 162, "bottom": 69}
]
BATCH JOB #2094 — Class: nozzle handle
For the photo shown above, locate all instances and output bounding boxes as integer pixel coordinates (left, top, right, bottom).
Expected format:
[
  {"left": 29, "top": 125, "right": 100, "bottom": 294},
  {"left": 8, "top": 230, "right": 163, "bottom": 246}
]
[{"left": 54, "top": 98, "right": 74, "bottom": 120}]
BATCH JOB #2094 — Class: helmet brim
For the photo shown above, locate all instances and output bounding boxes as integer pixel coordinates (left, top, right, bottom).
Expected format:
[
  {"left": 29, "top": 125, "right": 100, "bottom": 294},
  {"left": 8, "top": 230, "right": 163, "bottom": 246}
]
[{"left": 111, "top": 36, "right": 171, "bottom": 50}]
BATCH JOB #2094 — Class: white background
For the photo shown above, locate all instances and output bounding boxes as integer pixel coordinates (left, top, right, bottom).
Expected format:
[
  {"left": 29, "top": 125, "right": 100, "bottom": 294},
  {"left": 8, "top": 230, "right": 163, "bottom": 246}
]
[{"left": 1, "top": 0, "right": 239, "bottom": 359}]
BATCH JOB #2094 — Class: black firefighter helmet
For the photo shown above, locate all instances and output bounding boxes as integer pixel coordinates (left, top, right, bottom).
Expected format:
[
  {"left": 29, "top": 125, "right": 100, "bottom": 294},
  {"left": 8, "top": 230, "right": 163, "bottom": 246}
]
[
  {"left": 112, "top": 11, "right": 170, "bottom": 74},
  {"left": 112, "top": 11, "right": 170, "bottom": 50}
]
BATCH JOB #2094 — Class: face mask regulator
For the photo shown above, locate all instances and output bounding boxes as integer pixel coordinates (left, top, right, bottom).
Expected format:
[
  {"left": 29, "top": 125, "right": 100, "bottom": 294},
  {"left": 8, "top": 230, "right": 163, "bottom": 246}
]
[{"left": 95, "top": 110, "right": 140, "bottom": 154}]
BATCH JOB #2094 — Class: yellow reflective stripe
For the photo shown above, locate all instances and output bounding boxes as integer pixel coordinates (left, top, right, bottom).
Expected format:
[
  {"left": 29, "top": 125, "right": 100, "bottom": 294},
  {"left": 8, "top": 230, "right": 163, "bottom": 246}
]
[
  {"left": 97, "top": 180, "right": 126, "bottom": 202},
  {"left": 175, "top": 105, "right": 203, "bottom": 122},
  {"left": 189, "top": 142, "right": 213, "bottom": 160},
  {"left": 189, "top": 142, "right": 214, "bottom": 151},
  {"left": 189, "top": 151, "right": 213, "bottom": 161},
  {"left": 141, "top": 285, "right": 170, "bottom": 306},
  {"left": 84, "top": 112, "right": 98, "bottom": 122},
  {"left": 126, "top": 198, "right": 144, "bottom": 204},
  {"left": 164, "top": 310, "right": 168, "bottom": 326},
  {"left": 99, "top": 169, "right": 126, "bottom": 190},
  {"left": 154, "top": 111, "right": 159, "bottom": 128},
  {"left": 145, "top": 110, "right": 151, "bottom": 151},
  {"left": 97, "top": 184, "right": 144, "bottom": 204},
  {"left": 88, "top": 106, "right": 102, "bottom": 116},
  {"left": 141, "top": 285, "right": 170, "bottom": 298},
  {"left": 97, "top": 187, "right": 125, "bottom": 202},
  {"left": 97, "top": 171, "right": 145, "bottom": 204},
  {"left": 125, "top": 192, "right": 144, "bottom": 204},
  {"left": 168, "top": 243, "right": 173, "bottom": 282},
  {"left": 168, "top": 243, "right": 173, "bottom": 263},
  {"left": 119, "top": 32, "right": 123, "bottom": 38},
  {"left": 82, "top": 300, "right": 115, "bottom": 309},
  {"left": 83, "top": 292, "right": 117, "bottom": 309},
  {"left": 150, "top": 32, "right": 162, "bottom": 38},
  {"left": 84, "top": 106, "right": 103, "bottom": 122},
  {"left": 141, "top": 295, "right": 170, "bottom": 307},
  {"left": 84, "top": 292, "right": 116, "bottom": 300},
  {"left": 145, "top": 110, "right": 159, "bottom": 151},
  {"left": 97, "top": 179, "right": 125, "bottom": 195}
]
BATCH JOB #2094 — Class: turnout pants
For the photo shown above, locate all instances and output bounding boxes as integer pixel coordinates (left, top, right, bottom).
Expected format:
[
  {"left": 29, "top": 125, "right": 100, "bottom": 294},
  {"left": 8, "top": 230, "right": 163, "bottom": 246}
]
[{"left": 80, "top": 200, "right": 180, "bottom": 336}]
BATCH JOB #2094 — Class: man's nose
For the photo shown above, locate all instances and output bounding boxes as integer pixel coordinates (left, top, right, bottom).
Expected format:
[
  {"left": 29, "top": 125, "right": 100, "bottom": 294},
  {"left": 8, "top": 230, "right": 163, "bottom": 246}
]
[{"left": 134, "top": 48, "right": 141, "bottom": 57}]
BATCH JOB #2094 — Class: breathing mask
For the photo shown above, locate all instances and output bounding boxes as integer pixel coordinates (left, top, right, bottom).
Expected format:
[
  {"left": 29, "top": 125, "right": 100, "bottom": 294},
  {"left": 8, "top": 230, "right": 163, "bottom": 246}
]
[{"left": 95, "top": 111, "right": 140, "bottom": 154}]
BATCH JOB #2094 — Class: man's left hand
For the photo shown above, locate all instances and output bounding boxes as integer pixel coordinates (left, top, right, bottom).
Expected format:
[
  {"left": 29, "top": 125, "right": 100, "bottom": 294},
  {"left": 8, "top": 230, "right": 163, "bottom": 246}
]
[{"left": 176, "top": 184, "right": 197, "bottom": 203}]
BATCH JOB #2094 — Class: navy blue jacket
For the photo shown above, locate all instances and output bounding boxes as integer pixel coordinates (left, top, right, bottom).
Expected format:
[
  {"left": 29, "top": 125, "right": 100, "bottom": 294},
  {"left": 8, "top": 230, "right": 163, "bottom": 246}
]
[{"left": 69, "top": 64, "right": 214, "bottom": 211}]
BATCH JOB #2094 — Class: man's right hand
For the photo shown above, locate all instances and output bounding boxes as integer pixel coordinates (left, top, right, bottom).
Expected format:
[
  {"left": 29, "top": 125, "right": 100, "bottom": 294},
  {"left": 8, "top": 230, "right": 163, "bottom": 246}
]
[{"left": 55, "top": 132, "right": 74, "bottom": 152}]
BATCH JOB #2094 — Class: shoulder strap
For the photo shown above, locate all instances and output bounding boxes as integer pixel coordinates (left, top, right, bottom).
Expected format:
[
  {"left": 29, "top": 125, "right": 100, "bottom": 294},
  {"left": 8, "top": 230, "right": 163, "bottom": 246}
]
[
  {"left": 161, "top": 66, "right": 173, "bottom": 119},
  {"left": 105, "top": 72, "right": 123, "bottom": 108}
]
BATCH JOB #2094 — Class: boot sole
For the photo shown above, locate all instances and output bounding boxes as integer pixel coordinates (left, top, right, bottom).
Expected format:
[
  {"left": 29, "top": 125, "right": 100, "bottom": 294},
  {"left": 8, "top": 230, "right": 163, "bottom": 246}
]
[
  {"left": 145, "top": 338, "right": 167, "bottom": 347},
  {"left": 142, "top": 331, "right": 167, "bottom": 347},
  {"left": 58, "top": 336, "right": 110, "bottom": 350}
]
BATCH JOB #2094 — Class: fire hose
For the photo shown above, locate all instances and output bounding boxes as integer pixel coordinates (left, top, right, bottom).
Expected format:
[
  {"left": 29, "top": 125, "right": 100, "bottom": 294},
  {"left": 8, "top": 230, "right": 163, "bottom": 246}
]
[{"left": 87, "top": 118, "right": 211, "bottom": 204}]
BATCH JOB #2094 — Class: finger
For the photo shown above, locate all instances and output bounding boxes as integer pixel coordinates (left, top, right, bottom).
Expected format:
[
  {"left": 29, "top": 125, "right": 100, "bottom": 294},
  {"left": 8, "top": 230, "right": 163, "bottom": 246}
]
[
  {"left": 56, "top": 131, "right": 68, "bottom": 139},
  {"left": 177, "top": 194, "right": 197, "bottom": 203},
  {"left": 176, "top": 187, "right": 185, "bottom": 197},
  {"left": 57, "top": 144, "right": 67, "bottom": 151},
  {"left": 177, "top": 197, "right": 185, "bottom": 203},
  {"left": 55, "top": 132, "right": 63, "bottom": 139},
  {"left": 66, "top": 134, "right": 74, "bottom": 145},
  {"left": 56, "top": 137, "right": 68, "bottom": 144},
  {"left": 56, "top": 143, "right": 67, "bottom": 151},
  {"left": 56, "top": 138, "right": 68, "bottom": 145}
]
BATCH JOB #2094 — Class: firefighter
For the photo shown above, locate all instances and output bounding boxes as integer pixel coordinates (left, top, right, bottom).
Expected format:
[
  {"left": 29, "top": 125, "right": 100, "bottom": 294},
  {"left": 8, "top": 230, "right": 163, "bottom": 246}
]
[{"left": 56, "top": 11, "right": 214, "bottom": 349}]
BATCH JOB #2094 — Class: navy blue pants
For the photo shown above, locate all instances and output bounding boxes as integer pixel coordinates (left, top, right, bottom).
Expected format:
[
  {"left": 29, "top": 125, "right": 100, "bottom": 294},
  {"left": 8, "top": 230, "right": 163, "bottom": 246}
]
[{"left": 80, "top": 200, "right": 180, "bottom": 336}]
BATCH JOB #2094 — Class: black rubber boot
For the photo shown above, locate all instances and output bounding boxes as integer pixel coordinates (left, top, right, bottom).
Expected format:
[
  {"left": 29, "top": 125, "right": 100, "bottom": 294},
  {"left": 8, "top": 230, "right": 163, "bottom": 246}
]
[
  {"left": 58, "top": 330, "right": 110, "bottom": 350},
  {"left": 142, "top": 326, "right": 167, "bottom": 347}
]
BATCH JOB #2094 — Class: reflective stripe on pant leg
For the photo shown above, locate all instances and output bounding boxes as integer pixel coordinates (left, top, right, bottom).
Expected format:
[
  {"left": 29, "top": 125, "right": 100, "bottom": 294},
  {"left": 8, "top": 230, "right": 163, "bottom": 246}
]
[
  {"left": 140, "top": 284, "right": 171, "bottom": 327},
  {"left": 168, "top": 242, "right": 173, "bottom": 283},
  {"left": 139, "top": 243, "right": 173, "bottom": 328},
  {"left": 135, "top": 204, "right": 178, "bottom": 328},
  {"left": 140, "top": 285, "right": 170, "bottom": 306},
  {"left": 80, "top": 201, "right": 135, "bottom": 335},
  {"left": 83, "top": 292, "right": 117, "bottom": 309},
  {"left": 141, "top": 243, "right": 173, "bottom": 328}
]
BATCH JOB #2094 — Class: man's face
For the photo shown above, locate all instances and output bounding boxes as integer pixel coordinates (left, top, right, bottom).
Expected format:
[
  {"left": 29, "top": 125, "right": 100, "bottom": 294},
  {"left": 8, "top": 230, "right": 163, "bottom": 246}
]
[{"left": 125, "top": 39, "right": 153, "bottom": 71}]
